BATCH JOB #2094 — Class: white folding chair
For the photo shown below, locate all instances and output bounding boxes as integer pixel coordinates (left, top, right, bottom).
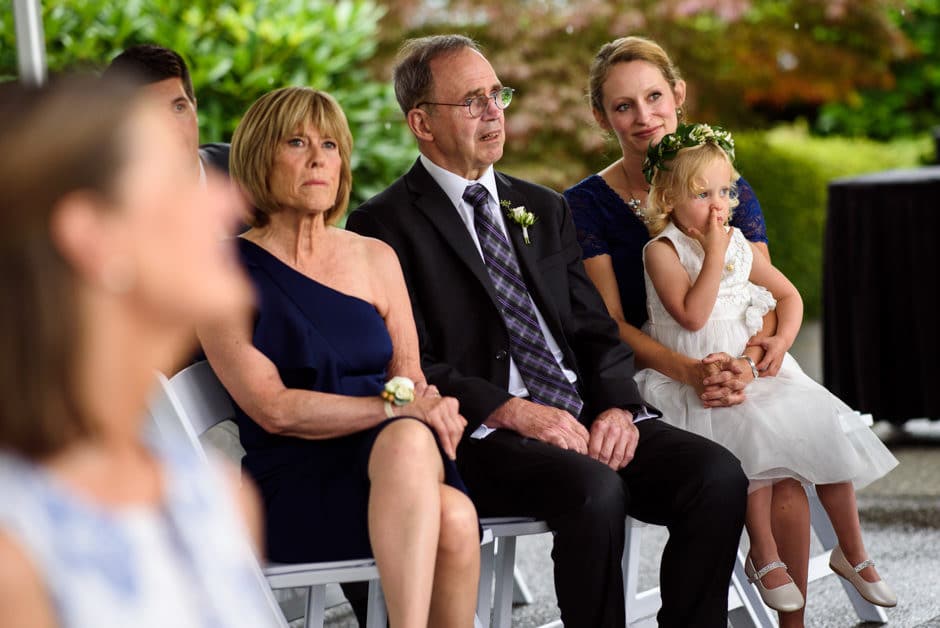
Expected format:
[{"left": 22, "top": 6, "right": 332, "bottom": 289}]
[
  {"left": 621, "top": 488, "right": 889, "bottom": 628},
  {"left": 621, "top": 518, "right": 775, "bottom": 628},
  {"left": 494, "top": 517, "right": 775, "bottom": 628},
  {"left": 148, "top": 361, "right": 387, "bottom": 628},
  {"left": 477, "top": 517, "right": 552, "bottom": 628},
  {"left": 479, "top": 513, "right": 778, "bottom": 628}
]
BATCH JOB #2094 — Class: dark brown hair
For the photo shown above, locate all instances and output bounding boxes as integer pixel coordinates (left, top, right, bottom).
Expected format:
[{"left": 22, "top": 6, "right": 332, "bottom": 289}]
[
  {"left": 104, "top": 44, "right": 196, "bottom": 104},
  {"left": 0, "top": 75, "right": 138, "bottom": 459}
]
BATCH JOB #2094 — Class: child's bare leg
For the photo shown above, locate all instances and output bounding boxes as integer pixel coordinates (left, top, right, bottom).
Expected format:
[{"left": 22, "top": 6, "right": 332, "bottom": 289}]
[
  {"left": 746, "top": 485, "right": 791, "bottom": 589},
  {"left": 772, "top": 479, "right": 810, "bottom": 628},
  {"left": 815, "top": 482, "right": 880, "bottom": 583}
]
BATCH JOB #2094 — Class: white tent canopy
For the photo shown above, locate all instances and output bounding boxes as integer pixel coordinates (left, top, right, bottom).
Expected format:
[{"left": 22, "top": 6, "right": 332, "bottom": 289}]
[{"left": 13, "top": 0, "right": 47, "bottom": 85}]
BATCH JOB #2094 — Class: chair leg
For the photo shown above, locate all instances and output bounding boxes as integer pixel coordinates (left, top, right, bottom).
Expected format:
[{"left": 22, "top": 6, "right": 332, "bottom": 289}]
[
  {"left": 622, "top": 518, "right": 641, "bottom": 621},
  {"left": 622, "top": 518, "right": 662, "bottom": 625},
  {"left": 492, "top": 537, "right": 518, "bottom": 628},
  {"left": 477, "top": 537, "right": 495, "bottom": 626},
  {"left": 304, "top": 585, "right": 326, "bottom": 628},
  {"left": 512, "top": 567, "right": 535, "bottom": 605},
  {"left": 805, "top": 488, "right": 888, "bottom": 624},
  {"left": 364, "top": 579, "right": 386, "bottom": 628}
]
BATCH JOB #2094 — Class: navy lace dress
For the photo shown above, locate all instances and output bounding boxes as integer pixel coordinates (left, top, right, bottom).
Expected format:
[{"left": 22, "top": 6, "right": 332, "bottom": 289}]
[
  {"left": 234, "top": 238, "right": 467, "bottom": 563},
  {"left": 563, "top": 175, "right": 768, "bottom": 329}
]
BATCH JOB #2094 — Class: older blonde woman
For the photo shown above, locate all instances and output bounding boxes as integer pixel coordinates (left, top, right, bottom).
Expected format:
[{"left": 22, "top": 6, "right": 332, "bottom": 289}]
[
  {"left": 0, "top": 76, "right": 274, "bottom": 626},
  {"left": 198, "top": 87, "right": 479, "bottom": 628}
]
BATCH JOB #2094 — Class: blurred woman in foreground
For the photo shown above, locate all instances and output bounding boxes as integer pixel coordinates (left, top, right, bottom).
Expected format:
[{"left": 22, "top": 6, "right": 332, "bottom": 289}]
[{"left": 0, "top": 76, "right": 273, "bottom": 627}]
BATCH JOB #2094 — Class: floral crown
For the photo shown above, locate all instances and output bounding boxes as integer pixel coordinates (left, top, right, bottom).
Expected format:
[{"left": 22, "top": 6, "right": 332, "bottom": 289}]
[{"left": 642, "top": 123, "right": 736, "bottom": 184}]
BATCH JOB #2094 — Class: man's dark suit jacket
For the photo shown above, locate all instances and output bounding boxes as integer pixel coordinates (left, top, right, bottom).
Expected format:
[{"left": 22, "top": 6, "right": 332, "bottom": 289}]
[{"left": 347, "top": 159, "right": 650, "bottom": 437}]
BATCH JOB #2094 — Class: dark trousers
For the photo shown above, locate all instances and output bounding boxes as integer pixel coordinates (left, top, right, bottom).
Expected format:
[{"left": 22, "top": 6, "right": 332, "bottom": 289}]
[{"left": 457, "top": 419, "right": 748, "bottom": 628}]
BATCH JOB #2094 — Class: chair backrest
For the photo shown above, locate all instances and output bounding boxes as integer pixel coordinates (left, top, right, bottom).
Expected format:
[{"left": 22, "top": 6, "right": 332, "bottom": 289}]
[
  {"left": 149, "top": 360, "right": 236, "bottom": 462},
  {"left": 169, "top": 360, "right": 236, "bottom": 435},
  {"left": 147, "top": 360, "right": 290, "bottom": 628}
]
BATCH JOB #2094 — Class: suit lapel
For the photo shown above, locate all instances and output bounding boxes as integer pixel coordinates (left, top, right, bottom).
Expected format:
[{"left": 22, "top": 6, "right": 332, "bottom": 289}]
[
  {"left": 404, "top": 162, "right": 568, "bottom": 349},
  {"left": 405, "top": 161, "right": 501, "bottom": 310}
]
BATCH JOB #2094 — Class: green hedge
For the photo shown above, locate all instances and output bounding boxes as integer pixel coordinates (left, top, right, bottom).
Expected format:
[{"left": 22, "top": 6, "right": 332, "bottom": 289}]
[
  {"left": 0, "top": 0, "right": 416, "bottom": 209},
  {"left": 734, "top": 124, "right": 931, "bottom": 318}
]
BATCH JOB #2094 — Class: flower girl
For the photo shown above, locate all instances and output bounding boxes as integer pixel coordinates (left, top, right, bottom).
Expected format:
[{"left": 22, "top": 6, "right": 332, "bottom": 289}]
[{"left": 634, "top": 124, "right": 898, "bottom": 616}]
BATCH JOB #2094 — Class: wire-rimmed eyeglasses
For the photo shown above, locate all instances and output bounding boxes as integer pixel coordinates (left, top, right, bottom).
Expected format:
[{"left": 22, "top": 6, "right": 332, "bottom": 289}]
[{"left": 416, "top": 87, "right": 515, "bottom": 118}]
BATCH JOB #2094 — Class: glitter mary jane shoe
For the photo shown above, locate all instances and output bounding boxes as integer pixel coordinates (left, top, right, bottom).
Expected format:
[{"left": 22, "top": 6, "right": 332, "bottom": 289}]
[
  {"left": 829, "top": 545, "right": 897, "bottom": 608},
  {"left": 744, "top": 555, "right": 805, "bottom": 613}
]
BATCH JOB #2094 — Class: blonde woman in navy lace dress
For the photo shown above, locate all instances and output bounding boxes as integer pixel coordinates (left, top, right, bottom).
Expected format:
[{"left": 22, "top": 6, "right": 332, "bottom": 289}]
[{"left": 563, "top": 36, "right": 817, "bottom": 627}]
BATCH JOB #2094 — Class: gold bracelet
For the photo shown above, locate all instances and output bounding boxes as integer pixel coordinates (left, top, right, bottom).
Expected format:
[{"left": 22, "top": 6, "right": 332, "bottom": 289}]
[{"left": 738, "top": 355, "right": 759, "bottom": 380}]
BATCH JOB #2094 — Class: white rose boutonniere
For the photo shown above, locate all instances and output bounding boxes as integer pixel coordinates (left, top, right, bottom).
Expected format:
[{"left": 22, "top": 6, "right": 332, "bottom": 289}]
[{"left": 500, "top": 200, "right": 537, "bottom": 245}]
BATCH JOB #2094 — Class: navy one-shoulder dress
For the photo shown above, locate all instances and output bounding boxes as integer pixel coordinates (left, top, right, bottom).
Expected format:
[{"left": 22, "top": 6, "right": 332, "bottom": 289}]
[{"left": 234, "top": 238, "right": 466, "bottom": 562}]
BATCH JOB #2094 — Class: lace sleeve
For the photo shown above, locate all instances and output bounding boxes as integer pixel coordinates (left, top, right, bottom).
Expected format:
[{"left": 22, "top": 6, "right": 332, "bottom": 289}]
[
  {"left": 564, "top": 179, "right": 610, "bottom": 259},
  {"left": 732, "top": 177, "right": 768, "bottom": 244}
]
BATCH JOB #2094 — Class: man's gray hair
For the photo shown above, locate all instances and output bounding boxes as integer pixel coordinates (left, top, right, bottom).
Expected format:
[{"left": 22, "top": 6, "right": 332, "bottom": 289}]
[{"left": 393, "top": 34, "right": 482, "bottom": 115}]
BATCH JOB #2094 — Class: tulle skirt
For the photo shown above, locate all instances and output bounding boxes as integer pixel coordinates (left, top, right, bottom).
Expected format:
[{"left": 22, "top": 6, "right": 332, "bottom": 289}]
[{"left": 635, "top": 354, "right": 898, "bottom": 492}]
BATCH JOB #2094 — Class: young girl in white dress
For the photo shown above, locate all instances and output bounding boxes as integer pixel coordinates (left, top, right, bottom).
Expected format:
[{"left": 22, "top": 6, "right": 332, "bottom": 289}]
[{"left": 634, "top": 124, "right": 898, "bottom": 618}]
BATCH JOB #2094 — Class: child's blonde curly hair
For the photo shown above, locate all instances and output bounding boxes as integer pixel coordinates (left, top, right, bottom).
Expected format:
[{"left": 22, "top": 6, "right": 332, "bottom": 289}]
[{"left": 639, "top": 141, "right": 740, "bottom": 236}]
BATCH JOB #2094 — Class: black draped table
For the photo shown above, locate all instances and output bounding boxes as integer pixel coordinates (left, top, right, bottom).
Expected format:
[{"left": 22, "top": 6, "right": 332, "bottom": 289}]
[{"left": 823, "top": 166, "right": 940, "bottom": 425}]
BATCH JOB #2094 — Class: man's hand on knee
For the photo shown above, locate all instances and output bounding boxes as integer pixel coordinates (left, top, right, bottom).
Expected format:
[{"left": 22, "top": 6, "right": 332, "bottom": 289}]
[
  {"left": 588, "top": 408, "right": 638, "bottom": 470},
  {"left": 485, "top": 397, "right": 589, "bottom": 454}
]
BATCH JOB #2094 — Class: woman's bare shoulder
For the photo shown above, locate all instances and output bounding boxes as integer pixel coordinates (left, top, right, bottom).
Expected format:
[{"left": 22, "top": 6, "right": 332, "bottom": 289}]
[
  {"left": 335, "top": 228, "right": 398, "bottom": 269},
  {"left": 0, "top": 532, "right": 55, "bottom": 628}
]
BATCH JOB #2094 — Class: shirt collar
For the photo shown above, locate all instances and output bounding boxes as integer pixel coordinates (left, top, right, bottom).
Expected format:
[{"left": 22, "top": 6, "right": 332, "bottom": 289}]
[{"left": 419, "top": 154, "right": 499, "bottom": 211}]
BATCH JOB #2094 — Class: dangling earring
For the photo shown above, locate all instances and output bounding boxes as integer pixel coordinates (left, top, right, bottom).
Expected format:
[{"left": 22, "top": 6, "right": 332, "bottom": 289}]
[{"left": 676, "top": 107, "right": 684, "bottom": 122}]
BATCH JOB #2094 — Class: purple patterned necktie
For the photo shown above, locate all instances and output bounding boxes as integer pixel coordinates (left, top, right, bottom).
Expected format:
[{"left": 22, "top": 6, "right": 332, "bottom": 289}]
[{"left": 463, "top": 183, "right": 583, "bottom": 417}]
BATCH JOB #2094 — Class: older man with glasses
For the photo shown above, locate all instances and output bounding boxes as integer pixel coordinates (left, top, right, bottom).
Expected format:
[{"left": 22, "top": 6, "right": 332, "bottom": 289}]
[{"left": 347, "top": 34, "right": 748, "bottom": 628}]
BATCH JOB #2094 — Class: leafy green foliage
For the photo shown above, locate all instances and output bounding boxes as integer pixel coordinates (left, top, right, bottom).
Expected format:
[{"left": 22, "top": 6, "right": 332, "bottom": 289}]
[
  {"left": 376, "top": 1, "right": 932, "bottom": 318},
  {"left": 0, "top": 0, "right": 416, "bottom": 208},
  {"left": 735, "top": 124, "right": 930, "bottom": 317},
  {"left": 4, "top": 0, "right": 933, "bottom": 312},
  {"left": 815, "top": 0, "right": 940, "bottom": 139},
  {"left": 379, "top": 0, "right": 909, "bottom": 190}
]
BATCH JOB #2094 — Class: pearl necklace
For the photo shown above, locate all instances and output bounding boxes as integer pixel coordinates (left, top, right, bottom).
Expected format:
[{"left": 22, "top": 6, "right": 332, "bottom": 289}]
[{"left": 620, "top": 159, "right": 648, "bottom": 216}]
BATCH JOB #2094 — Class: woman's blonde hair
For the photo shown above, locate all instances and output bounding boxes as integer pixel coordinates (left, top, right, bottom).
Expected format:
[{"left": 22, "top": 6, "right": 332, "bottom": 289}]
[
  {"left": 230, "top": 87, "right": 353, "bottom": 227},
  {"left": 641, "top": 143, "right": 740, "bottom": 236}
]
